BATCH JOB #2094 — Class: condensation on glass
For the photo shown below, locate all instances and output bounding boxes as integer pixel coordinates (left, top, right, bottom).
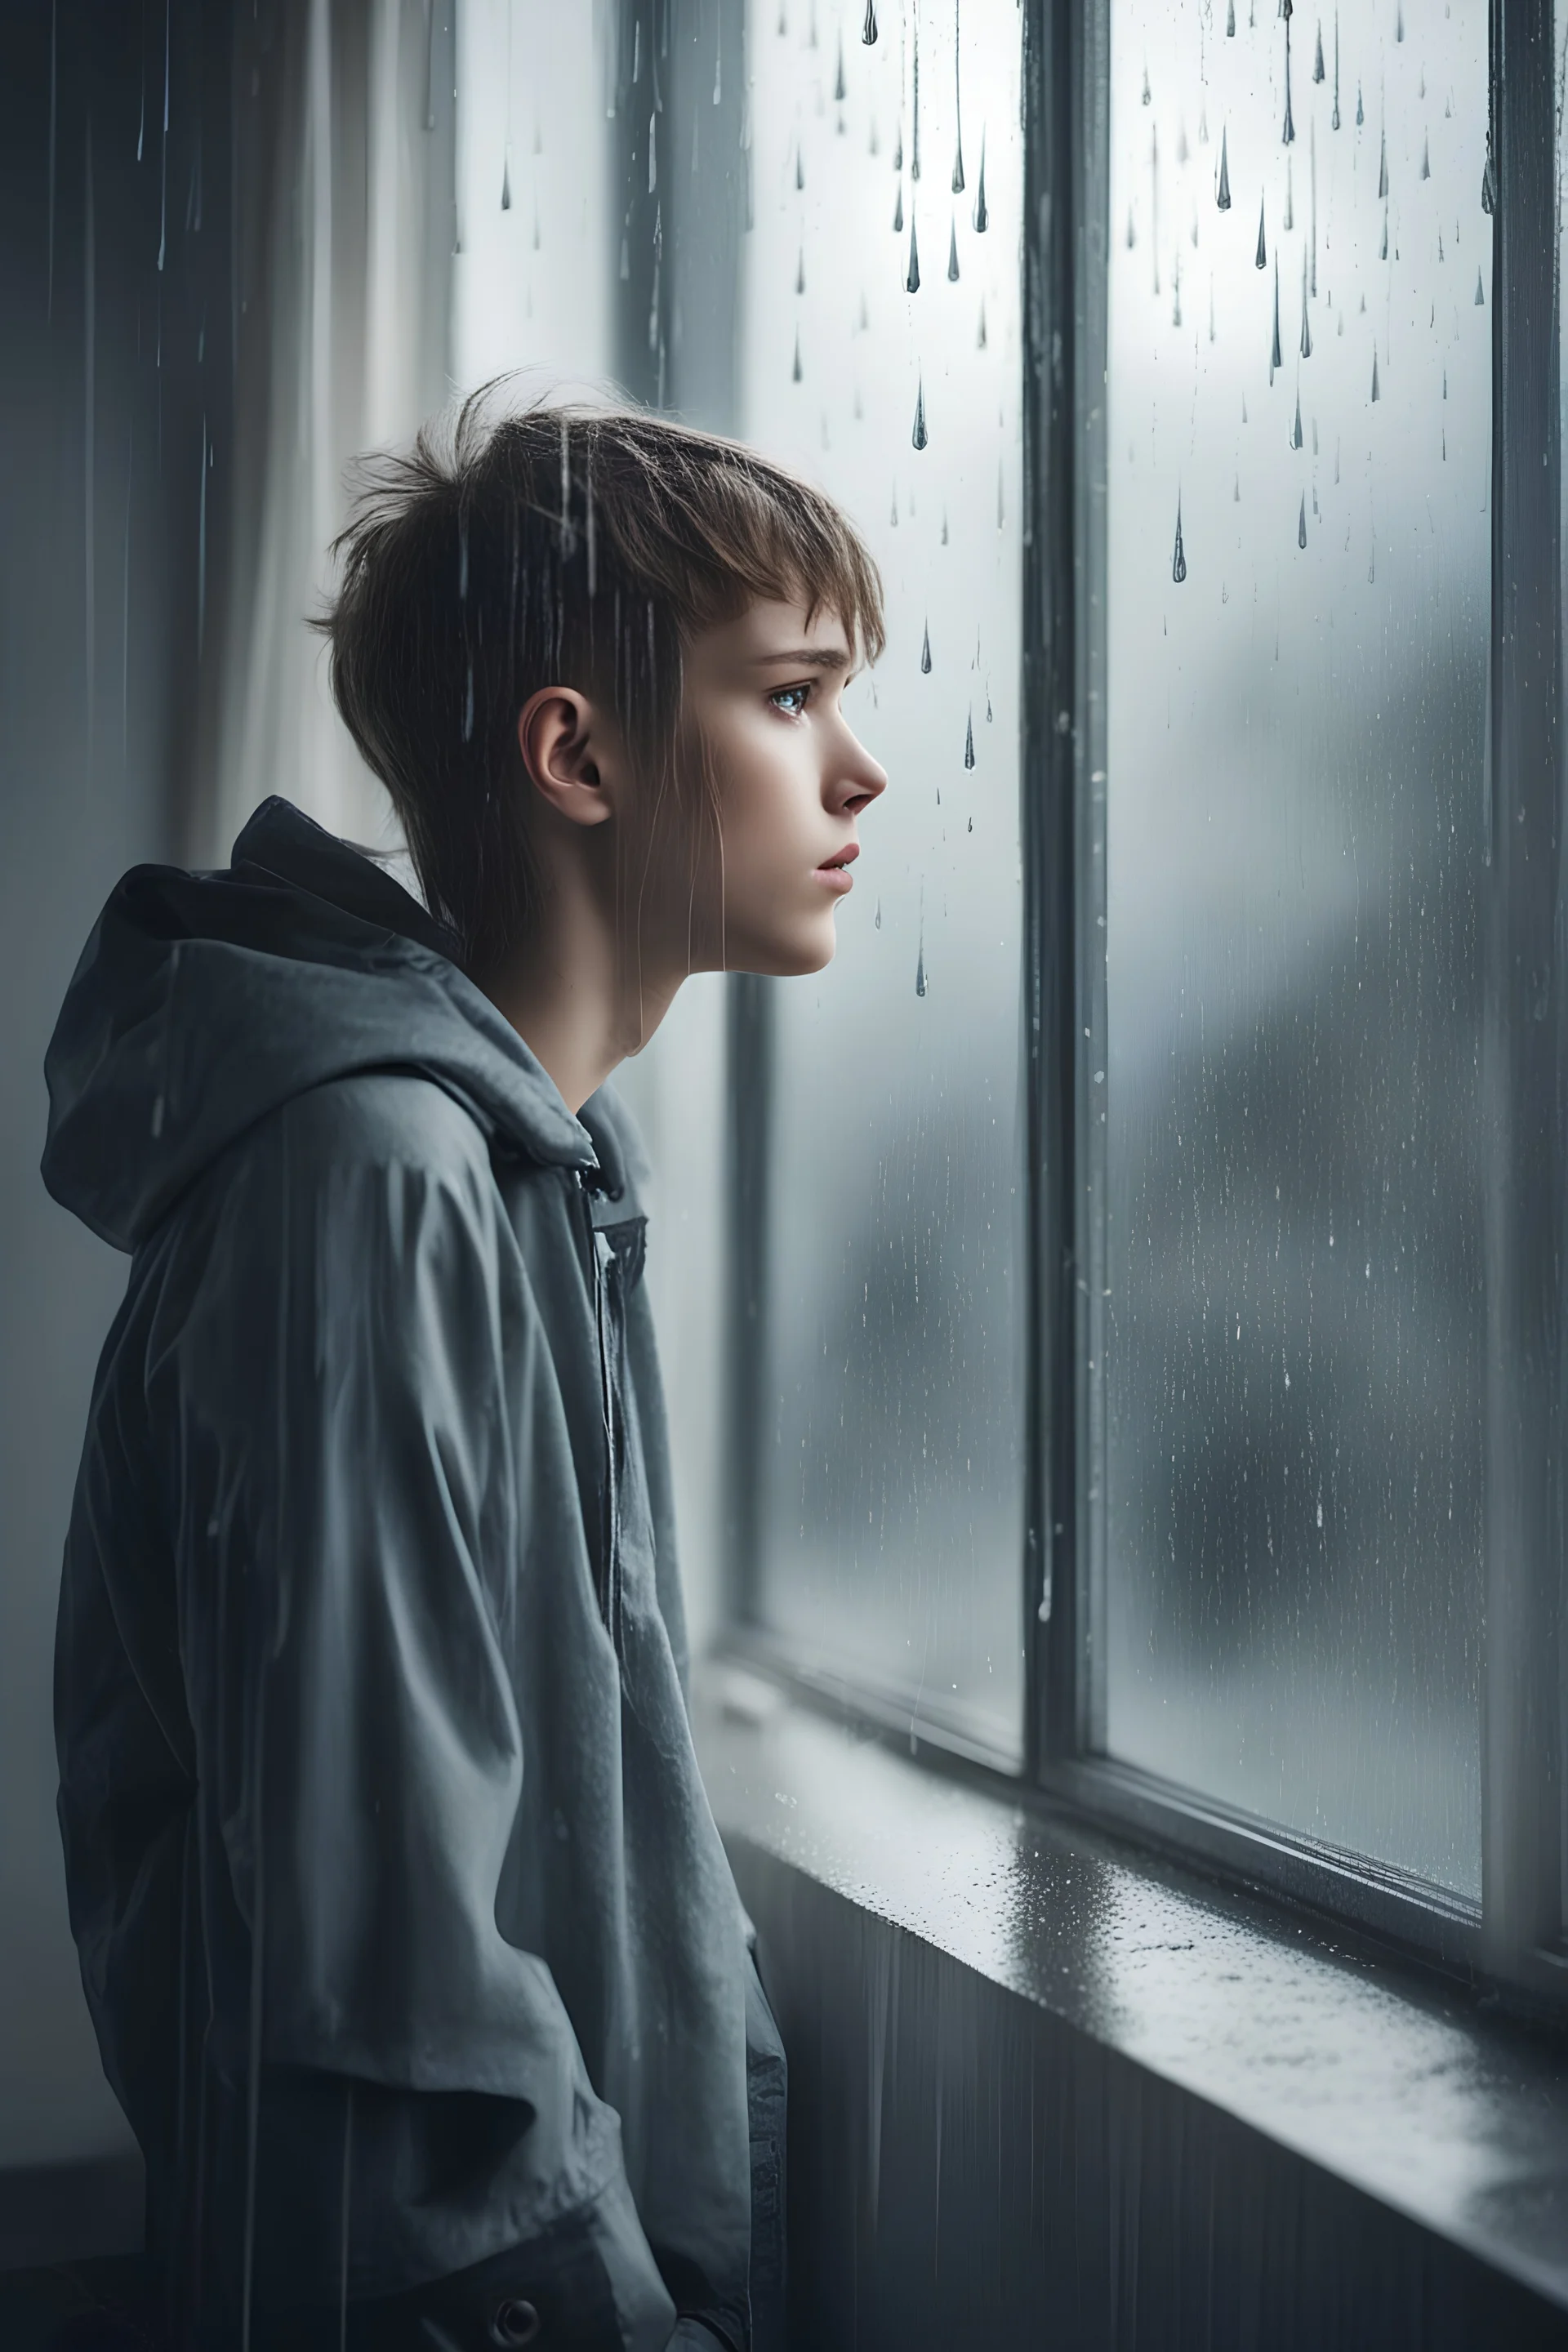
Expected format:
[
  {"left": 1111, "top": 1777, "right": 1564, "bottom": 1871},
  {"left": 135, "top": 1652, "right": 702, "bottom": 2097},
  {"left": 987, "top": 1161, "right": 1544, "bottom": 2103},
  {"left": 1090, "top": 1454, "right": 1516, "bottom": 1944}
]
[
  {"left": 1092, "top": 0, "right": 1490, "bottom": 1893},
  {"left": 740, "top": 0, "right": 1027, "bottom": 1758}
]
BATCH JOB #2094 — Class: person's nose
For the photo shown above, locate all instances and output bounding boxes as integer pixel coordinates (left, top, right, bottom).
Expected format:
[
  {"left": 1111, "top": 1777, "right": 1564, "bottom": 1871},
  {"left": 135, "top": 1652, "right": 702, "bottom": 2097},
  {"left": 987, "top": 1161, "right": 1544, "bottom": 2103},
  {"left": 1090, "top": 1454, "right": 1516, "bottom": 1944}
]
[{"left": 831, "top": 724, "right": 889, "bottom": 815}]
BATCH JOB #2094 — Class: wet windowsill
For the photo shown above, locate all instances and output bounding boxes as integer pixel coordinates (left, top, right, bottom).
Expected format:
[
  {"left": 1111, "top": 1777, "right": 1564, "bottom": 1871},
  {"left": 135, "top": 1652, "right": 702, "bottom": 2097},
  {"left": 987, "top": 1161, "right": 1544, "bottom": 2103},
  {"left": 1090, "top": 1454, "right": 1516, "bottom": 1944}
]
[{"left": 693, "top": 1656, "right": 1568, "bottom": 2321}]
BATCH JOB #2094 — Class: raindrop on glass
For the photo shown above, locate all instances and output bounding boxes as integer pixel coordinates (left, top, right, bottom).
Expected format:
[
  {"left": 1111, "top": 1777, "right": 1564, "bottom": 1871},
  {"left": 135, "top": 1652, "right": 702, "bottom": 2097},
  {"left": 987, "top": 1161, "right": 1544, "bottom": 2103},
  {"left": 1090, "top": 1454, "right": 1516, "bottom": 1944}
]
[
  {"left": 1298, "top": 493, "right": 1307, "bottom": 548},
  {"left": 1227, "top": 0, "right": 1236, "bottom": 32},
  {"left": 795, "top": 247, "right": 806, "bottom": 294},
  {"left": 893, "top": 183, "right": 904, "bottom": 232},
  {"left": 1474, "top": 268, "right": 1485, "bottom": 305},
  {"left": 792, "top": 327, "right": 803, "bottom": 382},
  {"left": 947, "top": 215, "right": 960, "bottom": 279},
  {"left": 1300, "top": 261, "right": 1312, "bottom": 356},
  {"left": 1216, "top": 127, "right": 1231, "bottom": 209},
  {"left": 1282, "top": 50, "right": 1294, "bottom": 144},
  {"left": 1284, "top": 158, "right": 1294, "bottom": 232},
  {"left": 1142, "top": 63, "right": 1152, "bottom": 105},
  {"left": 862, "top": 0, "right": 878, "bottom": 40},
  {"left": 973, "top": 138, "right": 988, "bottom": 232},
  {"left": 1177, "top": 119, "right": 1189, "bottom": 166},
  {"left": 501, "top": 149, "right": 513, "bottom": 210},
  {"left": 1127, "top": 206, "right": 1137, "bottom": 249},
  {"left": 1271, "top": 254, "right": 1282, "bottom": 374},
  {"left": 977, "top": 297, "right": 987, "bottom": 348},
  {"left": 1442, "top": 366, "right": 1447, "bottom": 398},
  {"left": 941, "top": 506, "right": 948, "bottom": 544},
  {"left": 1233, "top": 474, "right": 1241, "bottom": 501},
  {"left": 906, "top": 215, "right": 920, "bottom": 292},
  {"left": 1396, "top": 0, "right": 1404, "bottom": 37},
  {"left": 796, "top": 146, "right": 805, "bottom": 190},
  {"left": 920, "top": 618, "right": 933, "bottom": 672},
  {"left": 964, "top": 710, "right": 975, "bottom": 767},
  {"left": 986, "top": 688, "right": 993, "bottom": 721},
  {"left": 1481, "top": 147, "right": 1496, "bottom": 213},
  {"left": 1356, "top": 82, "right": 1364, "bottom": 127},
  {"left": 1378, "top": 126, "right": 1388, "bottom": 199},
  {"left": 1370, "top": 346, "right": 1380, "bottom": 400},
  {"left": 1291, "top": 389, "right": 1303, "bottom": 448},
  {"left": 875, "top": 896, "right": 882, "bottom": 926},
  {"left": 1313, "top": 20, "right": 1325, "bottom": 78},
  {"left": 1255, "top": 195, "right": 1267, "bottom": 269},
  {"left": 833, "top": 33, "right": 846, "bottom": 100},
  {"left": 915, "top": 942, "right": 928, "bottom": 997},
  {"left": 912, "top": 379, "right": 928, "bottom": 448},
  {"left": 1171, "top": 494, "right": 1187, "bottom": 583}
]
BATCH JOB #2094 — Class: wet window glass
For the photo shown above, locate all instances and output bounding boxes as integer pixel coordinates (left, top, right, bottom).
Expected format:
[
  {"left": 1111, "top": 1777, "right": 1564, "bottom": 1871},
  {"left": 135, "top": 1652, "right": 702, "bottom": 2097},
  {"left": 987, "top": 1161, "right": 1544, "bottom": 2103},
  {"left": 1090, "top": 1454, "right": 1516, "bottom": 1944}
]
[
  {"left": 1091, "top": 0, "right": 1490, "bottom": 1893},
  {"left": 739, "top": 0, "right": 1027, "bottom": 1759}
]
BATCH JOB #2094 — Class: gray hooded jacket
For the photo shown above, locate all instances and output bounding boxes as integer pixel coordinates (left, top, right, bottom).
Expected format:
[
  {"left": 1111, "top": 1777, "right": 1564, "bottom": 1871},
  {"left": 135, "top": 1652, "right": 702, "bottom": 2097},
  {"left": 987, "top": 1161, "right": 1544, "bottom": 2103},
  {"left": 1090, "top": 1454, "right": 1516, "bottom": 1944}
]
[{"left": 42, "top": 800, "right": 781, "bottom": 2352}]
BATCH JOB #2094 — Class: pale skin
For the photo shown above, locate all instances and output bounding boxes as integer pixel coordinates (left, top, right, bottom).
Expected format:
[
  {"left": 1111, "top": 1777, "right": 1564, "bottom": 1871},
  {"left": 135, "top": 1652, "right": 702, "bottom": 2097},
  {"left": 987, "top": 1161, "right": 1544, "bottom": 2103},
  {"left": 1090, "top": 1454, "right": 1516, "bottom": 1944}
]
[{"left": 479, "top": 595, "right": 889, "bottom": 1114}]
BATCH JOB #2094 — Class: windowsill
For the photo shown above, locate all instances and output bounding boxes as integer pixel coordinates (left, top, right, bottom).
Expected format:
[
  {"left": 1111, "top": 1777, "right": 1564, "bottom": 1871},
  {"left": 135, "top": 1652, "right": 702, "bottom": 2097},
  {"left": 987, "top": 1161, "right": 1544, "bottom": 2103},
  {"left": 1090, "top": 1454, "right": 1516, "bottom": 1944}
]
[{"left": 693, "top": 1656, "right": 1568, "bottom": 2321}]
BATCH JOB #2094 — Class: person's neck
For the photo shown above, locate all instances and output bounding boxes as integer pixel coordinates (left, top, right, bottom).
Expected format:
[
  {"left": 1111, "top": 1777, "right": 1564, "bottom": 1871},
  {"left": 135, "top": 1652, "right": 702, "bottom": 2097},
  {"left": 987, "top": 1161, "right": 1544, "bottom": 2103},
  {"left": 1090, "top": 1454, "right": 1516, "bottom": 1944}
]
[{"left": 477, "top": 847, "right": 684, "bottom": 1116}]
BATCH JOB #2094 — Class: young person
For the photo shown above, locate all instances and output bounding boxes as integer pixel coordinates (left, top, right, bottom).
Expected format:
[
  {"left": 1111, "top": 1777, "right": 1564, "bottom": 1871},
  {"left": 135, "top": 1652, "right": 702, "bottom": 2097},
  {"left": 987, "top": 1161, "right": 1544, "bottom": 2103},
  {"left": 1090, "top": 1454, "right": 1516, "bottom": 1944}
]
[{"left": 42, "top": 393, "right": 887, "bottom": 2351}]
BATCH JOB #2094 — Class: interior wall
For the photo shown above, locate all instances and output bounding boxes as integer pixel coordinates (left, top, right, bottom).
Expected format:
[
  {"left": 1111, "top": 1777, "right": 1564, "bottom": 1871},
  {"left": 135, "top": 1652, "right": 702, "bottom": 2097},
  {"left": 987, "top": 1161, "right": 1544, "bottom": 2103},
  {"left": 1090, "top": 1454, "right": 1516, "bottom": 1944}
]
[{"left": 0, "top": 1, "right": 234, "bottom": 2183}]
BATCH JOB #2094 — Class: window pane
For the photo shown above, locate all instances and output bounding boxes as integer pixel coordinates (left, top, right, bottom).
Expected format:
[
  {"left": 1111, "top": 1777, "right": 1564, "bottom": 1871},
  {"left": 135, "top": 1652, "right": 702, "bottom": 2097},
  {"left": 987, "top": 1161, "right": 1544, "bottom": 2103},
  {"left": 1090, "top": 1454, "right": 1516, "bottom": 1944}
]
[
  {"left": 739, "top": 0, "right": 1027, "bottom": 1758},
  {"left": 1094, "top": 0, "right": 1489, "bottom": 1892}
]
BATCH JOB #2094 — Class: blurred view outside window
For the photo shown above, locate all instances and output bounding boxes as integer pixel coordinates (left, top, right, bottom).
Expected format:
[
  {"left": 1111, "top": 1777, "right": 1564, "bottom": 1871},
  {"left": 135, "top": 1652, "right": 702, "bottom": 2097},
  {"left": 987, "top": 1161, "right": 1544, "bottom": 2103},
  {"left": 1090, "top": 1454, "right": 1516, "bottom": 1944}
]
[
  {"left": 1092, "top": 0, "right": 1490, "bottom": 1895},
  {"left": 738, "top": 0, "right": 1027, "bottom": 1759}
]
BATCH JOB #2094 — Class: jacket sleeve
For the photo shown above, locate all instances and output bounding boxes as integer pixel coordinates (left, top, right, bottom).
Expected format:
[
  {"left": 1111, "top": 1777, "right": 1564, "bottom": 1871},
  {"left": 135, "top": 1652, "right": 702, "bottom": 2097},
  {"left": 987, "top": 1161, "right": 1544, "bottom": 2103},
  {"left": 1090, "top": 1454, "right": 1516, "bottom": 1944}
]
[{"left": 153, "top": 1077, "right": 678, "bottom": 2350}]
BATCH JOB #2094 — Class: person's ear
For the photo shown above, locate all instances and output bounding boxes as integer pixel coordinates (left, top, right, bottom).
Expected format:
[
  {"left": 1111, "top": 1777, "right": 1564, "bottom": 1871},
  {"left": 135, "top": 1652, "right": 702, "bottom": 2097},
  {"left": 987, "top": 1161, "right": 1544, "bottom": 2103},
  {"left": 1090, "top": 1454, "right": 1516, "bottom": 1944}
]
[{"left": 517, "top": 687, "right": 617, "bottom": 828}]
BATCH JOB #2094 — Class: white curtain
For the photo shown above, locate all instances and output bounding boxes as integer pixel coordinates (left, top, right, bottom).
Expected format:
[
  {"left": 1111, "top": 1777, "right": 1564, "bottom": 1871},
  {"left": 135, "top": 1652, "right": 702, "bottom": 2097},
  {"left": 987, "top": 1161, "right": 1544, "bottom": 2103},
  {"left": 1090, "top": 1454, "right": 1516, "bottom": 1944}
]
[{"left": 199, "top": 0, "right": 457, "bottom": 863}]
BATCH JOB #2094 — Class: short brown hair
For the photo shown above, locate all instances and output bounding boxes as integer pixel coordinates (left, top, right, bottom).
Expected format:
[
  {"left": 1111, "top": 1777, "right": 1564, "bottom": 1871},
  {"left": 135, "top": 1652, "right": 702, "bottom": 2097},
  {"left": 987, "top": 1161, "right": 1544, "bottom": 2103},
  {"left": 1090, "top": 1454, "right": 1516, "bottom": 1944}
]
[{"left": 315, "top": 385, "right": 885, "bottom": 975}]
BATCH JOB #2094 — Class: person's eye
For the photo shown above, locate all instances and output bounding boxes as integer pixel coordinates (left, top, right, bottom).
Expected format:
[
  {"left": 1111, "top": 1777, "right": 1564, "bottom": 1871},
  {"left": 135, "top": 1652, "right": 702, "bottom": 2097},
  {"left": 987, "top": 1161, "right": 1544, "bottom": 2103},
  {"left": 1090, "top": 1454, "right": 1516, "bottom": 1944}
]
[{"left": 768, "top": 683, "right": 812, "bottom": 718}]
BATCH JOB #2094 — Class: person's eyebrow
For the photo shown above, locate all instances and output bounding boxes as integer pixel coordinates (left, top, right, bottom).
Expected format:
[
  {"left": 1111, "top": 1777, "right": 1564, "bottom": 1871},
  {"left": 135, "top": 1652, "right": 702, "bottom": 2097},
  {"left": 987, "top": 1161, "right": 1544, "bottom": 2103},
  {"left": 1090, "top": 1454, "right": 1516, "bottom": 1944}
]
[{"left": 747, "top": 645, "right": 852, "bottom": 670}]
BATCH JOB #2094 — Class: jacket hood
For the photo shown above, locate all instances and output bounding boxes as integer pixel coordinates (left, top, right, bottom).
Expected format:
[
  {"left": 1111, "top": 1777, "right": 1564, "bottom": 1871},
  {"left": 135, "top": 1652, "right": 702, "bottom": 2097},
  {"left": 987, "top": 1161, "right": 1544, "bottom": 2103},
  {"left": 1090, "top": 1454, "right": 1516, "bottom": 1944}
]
[{"left": 42, "top": 797, "right": 604, "bottom": 1253}]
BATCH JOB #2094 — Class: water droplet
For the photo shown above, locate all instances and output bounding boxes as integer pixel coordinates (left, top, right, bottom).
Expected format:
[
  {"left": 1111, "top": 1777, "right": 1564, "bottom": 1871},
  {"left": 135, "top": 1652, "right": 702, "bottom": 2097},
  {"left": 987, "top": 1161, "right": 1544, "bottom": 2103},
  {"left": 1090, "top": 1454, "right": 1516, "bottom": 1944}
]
[
  {"left": 1271, "top": 255, "right": 1282, "bottom": 374},
  {"left": 967, "top": 815, "right": 973, "bottom": 832},
  {"left": 1481, "top": 147, "right": 1496, "bottom": 213},
  {"left": 834, "top": 33, "right": 846, "bottom": 100},
  {"left": 912, "top": 379, "right": 928, "bottom": 448},
  {"left": 1199, "top": 107, "right": 1209, "bottom": 145},
  {"left": 1171, "top": 495, "right": 1187, "bottom": 583},
  {"left": 1370, "top": 346, "right": 1380, "bottom": 400},
  {"left": 1282, "top": 45, "right": 1295, "bottom": 143},
  {"left": 1172, "top": 255, "right": 1183, "bottom": 327},
  {"left": 1331, "top": 9, "right": 1341, "bottom": 127},
  {"left": 1313, "top": 19, "right": 1325, "bottom": 78},
  {"left": 906, "top": 215, "right": 920, "bottom": 292},
  {"left": 795, "top": 247, "right": 806, "bottom": 294},
  {"left": 1356, "top": 81, "right": 1364, "bottom": 127},
  {"left": 1216, "top": 127, "right": 1232, "bottom": 209},
  {"left": 1242, "top": 391, "right": 1249, "bottom": 422},
  {"left": 947, "top": 215, "right": 960, "bottom": 279},
  {"left": 1421, "top": 132, "right": 1431, "bottom": 180},
  {"left": 875, "top": 897, "right": 882, "bottom": 926},
  {"left": 986, "top": 689, "right": 993, "bottom": 720},
  {"left": 1255, "top": 195, "right": 1267, "bottom": 269},
  {"left": 1300, "top": 261, "right": 1312, "bottom": 356},
  {"left": 1298, "top": 494, "right": 1307, "bottom": 547},
  {"left": 1439, "top": 229, "right": 1446, "bottom": 260},
  {"left": 1233, "top": 474, "right": 1241, "bottom": 502},
  {"left": 977, "top": 298, "right": 987, "bottom": 348},
  {"left": 893, "top": 183, "right": 904, "bottom": 232},
  {"left": 1312, "top": 415, "right": 1318, "bottom": 455},
  {"left": 890, "top": 485, "right": 898, "bottom": 526},
  {"left": 501, "top": 149, "right": 513, "bottom": 210},
  {"left": 920, "top": 619, "right": 933, "bottom": 672},
  {"left": 796, "top": 146, "right": 805, "bottom": 190},
  {"left": 1378, "top": 126, "right": 1388, "bottom": 199},
  {"left": 1291, "top": 390, "right": 1303, "bottom": 448},
  {"left": 964, "top": 710, "right": 975, "bottom": 767},
  {"left": 940, "top": 507, "right": 949, "bottom": 545},
  {"left": 1177, "top": 120, "right": 1189, "bottom": 166},
  {"left": 792, "top": 326, "right": 803, "bottom": 382},
  {"left": 973, "top": 137, "right": 988, "bottom": 231},
  {"left": 1126, "top": 206, "right": 1137, "bottom": 250},
  {"left": 915, "top": 942, "right": 928, "bottom": 996},
  {"left": 1396, "top": 0, "right": 1404, "bottom": 38},
  {"left": 862, "top": 0, "right": 878, "bottom": 41},
  {"left": 1142, "top": 63, "right": 1152, "bottom": 105},
  {"left": 1227, "top": 0, "right": 1236, "bottom": 29},
  {"left": 1442, "top": 366, "right": 1448, "bottom": 398},
  {"left": 1474, "top": 267, "right": 1485, "bottom": 305}
]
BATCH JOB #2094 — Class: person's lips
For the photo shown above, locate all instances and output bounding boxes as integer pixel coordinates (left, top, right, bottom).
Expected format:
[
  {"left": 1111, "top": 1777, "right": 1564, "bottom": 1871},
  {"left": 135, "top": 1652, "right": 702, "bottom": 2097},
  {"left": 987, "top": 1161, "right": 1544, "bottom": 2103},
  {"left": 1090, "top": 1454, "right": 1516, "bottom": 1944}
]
[{"left": 813, "top": 842, "right": 858, "bottom": 893}]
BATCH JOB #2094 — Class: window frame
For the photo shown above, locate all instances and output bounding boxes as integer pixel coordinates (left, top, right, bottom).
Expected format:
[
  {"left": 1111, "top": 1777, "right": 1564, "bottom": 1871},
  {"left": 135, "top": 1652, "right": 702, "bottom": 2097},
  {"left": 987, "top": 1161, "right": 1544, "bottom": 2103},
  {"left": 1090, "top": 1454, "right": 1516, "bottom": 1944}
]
[{"left": 719, "top": 0, "right": 1568, "bottom": 2013}]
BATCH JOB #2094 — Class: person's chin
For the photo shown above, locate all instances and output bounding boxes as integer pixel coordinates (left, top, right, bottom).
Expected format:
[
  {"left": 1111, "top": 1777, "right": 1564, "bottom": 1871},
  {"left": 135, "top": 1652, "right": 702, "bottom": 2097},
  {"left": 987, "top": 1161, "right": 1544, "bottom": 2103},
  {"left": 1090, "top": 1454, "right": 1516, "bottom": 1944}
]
[{"left": 736, "top": 923, "right": 836, "bottom": 978}]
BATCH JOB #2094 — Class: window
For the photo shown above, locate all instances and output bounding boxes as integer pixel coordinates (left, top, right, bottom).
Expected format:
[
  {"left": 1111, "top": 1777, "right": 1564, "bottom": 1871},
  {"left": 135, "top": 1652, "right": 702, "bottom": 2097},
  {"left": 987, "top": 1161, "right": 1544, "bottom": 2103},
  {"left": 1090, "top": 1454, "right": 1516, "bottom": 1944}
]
[
  {"left": 731, "top": 0, "right": 1028, "bottom": 1762},
  {"left": 728, "top": 0, "right": 1567, "bottom": 2004}
]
